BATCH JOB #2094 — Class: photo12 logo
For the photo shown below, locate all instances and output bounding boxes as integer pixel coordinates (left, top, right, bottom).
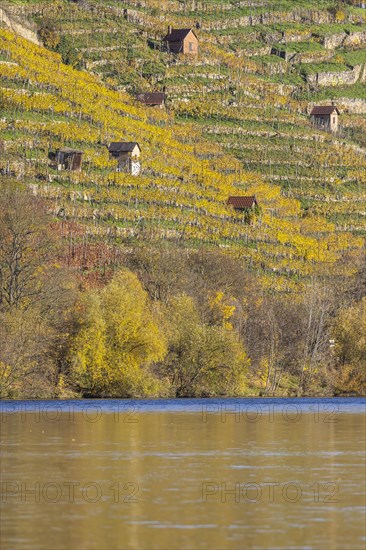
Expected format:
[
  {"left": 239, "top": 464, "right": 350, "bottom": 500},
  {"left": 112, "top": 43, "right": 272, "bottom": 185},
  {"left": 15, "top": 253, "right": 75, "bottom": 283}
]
[
  {"left": 1, "top": 481, "right": 139, "bottom": 504},
  {"left": 202, "top": 481, "right": 339, "bottom": 503},
  {"left": 201, "top": 403, "right": 339, "bottom": 424},
  {"left": 0, "top": 402, "right": 140, "bottom": 424}
]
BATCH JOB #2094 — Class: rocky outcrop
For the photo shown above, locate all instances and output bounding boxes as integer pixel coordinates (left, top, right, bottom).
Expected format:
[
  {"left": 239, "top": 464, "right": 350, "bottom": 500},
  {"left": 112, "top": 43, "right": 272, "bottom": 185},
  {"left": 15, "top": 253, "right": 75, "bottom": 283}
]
[{"left": 0, "top": 7, "right": 41, "bottom": 46}]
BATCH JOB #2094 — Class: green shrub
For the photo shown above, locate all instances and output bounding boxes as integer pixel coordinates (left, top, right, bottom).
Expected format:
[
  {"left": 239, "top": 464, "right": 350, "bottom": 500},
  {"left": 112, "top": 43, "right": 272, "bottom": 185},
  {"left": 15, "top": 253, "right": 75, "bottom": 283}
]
[
  {"left": 38, "top": 19, "right": 60, "bottom": 50},
  {"left": 56, "top": 36, "right": 83, "bottom": 69}
]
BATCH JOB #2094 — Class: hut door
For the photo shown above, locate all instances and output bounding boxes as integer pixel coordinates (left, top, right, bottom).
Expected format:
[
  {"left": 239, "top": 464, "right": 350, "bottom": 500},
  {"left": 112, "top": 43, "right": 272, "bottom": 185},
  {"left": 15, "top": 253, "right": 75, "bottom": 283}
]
[
  {"left": 130, "top": 159, "right": 141, "bottom": 176},
  {"left": 72, "top": 153, "right": 82, "bottom": 171}
]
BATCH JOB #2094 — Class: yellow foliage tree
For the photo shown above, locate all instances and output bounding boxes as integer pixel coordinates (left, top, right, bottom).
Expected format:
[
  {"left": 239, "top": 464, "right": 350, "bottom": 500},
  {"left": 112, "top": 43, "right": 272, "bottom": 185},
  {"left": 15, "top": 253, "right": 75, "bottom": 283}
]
[
  {"left": 160, "top": 295, "right": 248, "bottom": 396},
  {"left": 209, "top": 291, "right": 236, "bottom": 330},
  {"left": 70, "top": 269, "right": 167, "bottom": 396}
]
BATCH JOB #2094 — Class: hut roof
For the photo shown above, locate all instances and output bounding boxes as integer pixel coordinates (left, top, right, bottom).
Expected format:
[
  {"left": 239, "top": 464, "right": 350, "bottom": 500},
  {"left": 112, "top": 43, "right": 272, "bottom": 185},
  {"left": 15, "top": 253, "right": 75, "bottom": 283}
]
[
  {"left": 108, "top": 142, "right": 141, "bottom": 153},
  {"left": 163, "top": 28, "right": 197, "bottom": 42},
  {"left": 310, "top": 105, "right": 340, "bottom": 116},
  {"left": 137, "top": 93, "right": 166, "bottom": 105},
  {"left": 57, "top": 147, "right": 83, "bottom": 154},
  {"left": 227, "top": 196, "right": 258, "bottom": 209}
]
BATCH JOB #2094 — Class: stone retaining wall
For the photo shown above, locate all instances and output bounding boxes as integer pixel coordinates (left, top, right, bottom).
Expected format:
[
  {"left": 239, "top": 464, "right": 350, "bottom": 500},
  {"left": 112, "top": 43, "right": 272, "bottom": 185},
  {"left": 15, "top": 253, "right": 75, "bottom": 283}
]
[{"left": 307, "top": 64, "right": 364, "bottom": 87}]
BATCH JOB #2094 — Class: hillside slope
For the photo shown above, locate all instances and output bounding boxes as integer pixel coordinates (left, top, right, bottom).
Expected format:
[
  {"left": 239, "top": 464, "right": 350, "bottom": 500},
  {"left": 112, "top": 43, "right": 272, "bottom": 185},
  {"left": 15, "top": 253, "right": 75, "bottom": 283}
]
[{"left": 0, "top": 0, "right": 365, "bottom": 291}]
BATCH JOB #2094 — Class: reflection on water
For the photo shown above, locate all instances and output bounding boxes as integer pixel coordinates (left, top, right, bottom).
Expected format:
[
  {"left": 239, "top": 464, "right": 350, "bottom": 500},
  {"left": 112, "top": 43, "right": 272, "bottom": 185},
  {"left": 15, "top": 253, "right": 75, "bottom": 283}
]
[{"left": 1, "top": 399, "right": 365, "bottom": 550}]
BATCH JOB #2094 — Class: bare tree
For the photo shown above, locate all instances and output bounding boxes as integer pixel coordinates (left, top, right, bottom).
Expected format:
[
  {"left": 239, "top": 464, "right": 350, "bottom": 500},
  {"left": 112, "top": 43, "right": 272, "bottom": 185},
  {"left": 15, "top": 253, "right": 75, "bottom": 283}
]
[{"left": 0, "top": 180, "right": 77, "bottom": 397}]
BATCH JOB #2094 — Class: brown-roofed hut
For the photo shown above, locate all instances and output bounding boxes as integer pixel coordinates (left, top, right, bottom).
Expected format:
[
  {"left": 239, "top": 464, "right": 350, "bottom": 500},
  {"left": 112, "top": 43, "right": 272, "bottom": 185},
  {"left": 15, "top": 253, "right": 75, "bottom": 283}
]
[
  {"left": 227, "top": 196, "right": 259, "bottom": 223},
  {"left": 137, "top": 93, "right": 166, "bottom": 109},
  {"left": 108, "top": 142, "right": 141, "bottom": 176},
  {"left": 56, "top": 147, "right": 83, "bottom": 172},
  {"left": 310, "top": 105, "right": 340, "bottom": 133},
  {"left": 163, "top": 27, "right": 199, "bottom": 55}
]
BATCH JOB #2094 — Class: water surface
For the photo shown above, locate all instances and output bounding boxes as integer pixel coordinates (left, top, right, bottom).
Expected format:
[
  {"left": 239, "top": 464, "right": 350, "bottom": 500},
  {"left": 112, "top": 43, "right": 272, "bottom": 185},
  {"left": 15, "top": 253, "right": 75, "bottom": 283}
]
[{"left": 1, "top": 398, "right": 365, "bottom": 549}]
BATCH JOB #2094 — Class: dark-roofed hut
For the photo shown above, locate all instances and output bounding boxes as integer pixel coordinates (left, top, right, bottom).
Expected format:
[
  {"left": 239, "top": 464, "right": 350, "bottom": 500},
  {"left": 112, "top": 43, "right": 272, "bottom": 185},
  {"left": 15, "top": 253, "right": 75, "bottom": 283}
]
[
  {"left": 227, "top": 196, "right": 259, "bottom": 223},
  {"left": 227, "top": 196, "right": 258, "bottom": 210},
  {"left": 137, "top": 93, "right": 166, "bottom": 108},
  {"left": 108, "top": 142, "right": 141, "bottom": 176},
  {"left": 310, "top": 105, "right": 340, "bottom": 133},
  {"left": 163, "top": 27, "right": 199, "bottom": 55},
  {"left": 56, "top": 147, "right": 83, "bottom": 171}
]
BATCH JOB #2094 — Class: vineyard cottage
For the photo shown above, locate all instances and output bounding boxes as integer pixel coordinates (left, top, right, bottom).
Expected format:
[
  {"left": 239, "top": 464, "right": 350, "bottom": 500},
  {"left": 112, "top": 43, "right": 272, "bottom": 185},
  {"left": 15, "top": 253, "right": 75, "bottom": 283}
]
[
  {"left": 137, "top": 93, "right": 166, "bottom": 108},
  {"left": 108, "top": 142, "right": 141, "bottom": 176},
  {"left": 163, "top": 27, "right": 199, "bottom": 55},
  {"left": 227, "top": 196, "right": 259, "bottom": 211},
  {"left": 310, "top": 105, "right": 340, "bottom": 133},
  {"left": 56, "top": 147, "right": 83, "bottom": 171},
  {"left": 227, "top": 195, "right": 259, "bottom": 223}
]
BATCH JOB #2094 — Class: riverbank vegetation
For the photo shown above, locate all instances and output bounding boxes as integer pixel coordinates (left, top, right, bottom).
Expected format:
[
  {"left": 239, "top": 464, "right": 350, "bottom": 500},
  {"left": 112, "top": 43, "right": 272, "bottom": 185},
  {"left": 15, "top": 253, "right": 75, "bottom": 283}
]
[{"left": 1, "top": 183, "right": 364, "bottom": 398}]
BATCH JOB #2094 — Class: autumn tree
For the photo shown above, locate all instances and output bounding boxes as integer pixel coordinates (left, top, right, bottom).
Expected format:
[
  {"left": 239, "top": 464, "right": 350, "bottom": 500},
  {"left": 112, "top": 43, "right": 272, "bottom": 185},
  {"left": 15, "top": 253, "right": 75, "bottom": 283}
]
[
  {"left": 0, "top": 180, "right": 76, "bottom": 397},
  {"left": 38, "top": 18, "right": 60, "bottom": 50},
  {"left": 69, "top": 269, "right": 167, "bottom": 397},
  {"left": 127, "top": 244, "right": 190, "bottom": 303},
  {"left": 156, "top": 294, "right": 249, "bottom": 397},
  {"left": 242, "top": 294, "right": 304, "bottom": 395}
]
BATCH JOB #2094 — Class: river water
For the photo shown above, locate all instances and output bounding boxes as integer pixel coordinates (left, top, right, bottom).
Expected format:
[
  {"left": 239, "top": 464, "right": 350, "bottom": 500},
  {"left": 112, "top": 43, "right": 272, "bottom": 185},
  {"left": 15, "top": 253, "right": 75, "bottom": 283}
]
[{"left": 1, "top": 398, "right": 365, "bottom": 549}]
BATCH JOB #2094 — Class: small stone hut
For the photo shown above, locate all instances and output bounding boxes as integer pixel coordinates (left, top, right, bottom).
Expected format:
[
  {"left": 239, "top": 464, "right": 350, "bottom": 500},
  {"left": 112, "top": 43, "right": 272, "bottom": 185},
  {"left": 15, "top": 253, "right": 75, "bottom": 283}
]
[
  {"left": 163, "top": 27, "right": 199, "bottom": 55},
  {"left": 56, "top": 147, "right": 83, "bottom": 171},
  {"left": 310, "top": 105, "right": 340, "bottom": 133},
  {"left": 108, "top": 142, "right": 141, "bottom": 176},
  {"left": 137, "top": 93, "right": 166, "bottom": 108}
]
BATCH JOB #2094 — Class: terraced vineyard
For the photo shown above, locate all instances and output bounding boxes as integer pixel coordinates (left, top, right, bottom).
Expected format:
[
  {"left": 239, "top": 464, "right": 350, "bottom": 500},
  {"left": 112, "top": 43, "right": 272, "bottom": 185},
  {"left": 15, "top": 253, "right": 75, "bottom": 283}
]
[{"left": 0, "top": 0, "right": 365, "bottom": 291}]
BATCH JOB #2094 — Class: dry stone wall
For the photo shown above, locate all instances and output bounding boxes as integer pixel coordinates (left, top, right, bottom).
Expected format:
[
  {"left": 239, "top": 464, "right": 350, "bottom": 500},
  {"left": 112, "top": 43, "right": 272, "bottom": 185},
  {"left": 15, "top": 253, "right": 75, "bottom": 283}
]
[{"left": 307, "top": 64, "right": 364, "bottom": 87}]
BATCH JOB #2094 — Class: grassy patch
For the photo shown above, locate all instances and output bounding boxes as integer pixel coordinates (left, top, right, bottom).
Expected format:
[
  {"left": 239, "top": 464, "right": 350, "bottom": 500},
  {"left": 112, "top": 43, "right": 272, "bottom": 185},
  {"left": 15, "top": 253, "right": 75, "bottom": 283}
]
[
  {"left": 342, "top": 49, "right": 366, "bottom": 66},
  {"left": 300, "top": 60, "right": 350, "bottom": 74}
]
